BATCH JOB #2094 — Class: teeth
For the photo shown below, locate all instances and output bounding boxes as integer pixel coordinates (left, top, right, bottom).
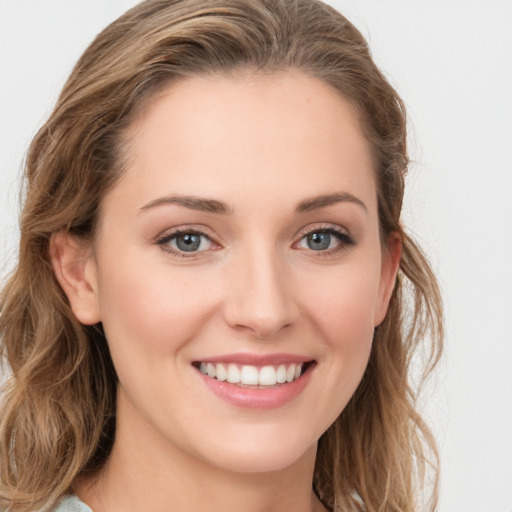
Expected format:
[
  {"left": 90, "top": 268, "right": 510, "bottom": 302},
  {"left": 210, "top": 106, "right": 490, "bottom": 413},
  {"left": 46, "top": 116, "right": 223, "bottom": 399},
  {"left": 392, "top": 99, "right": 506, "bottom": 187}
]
[
  {"left": 198, "top": 362, "right": 305, "bottom": 386},
  {"left": 216, "top": 363, "right": 227, "bottom": 381},
  {"left": 227, "top": 364, "right": 240, "bottom": 383},
  {"left": 240, "top": 365, "right": 259, "bottom": 385},
  {"left": 259, "top": 366, "right": 276, "bottom": 386},
  {"left": 207, "top": 363, "right": 216, "bottom": 378},
  {"left": 276, "top": 364, "right": 287, "bottom": 383}
]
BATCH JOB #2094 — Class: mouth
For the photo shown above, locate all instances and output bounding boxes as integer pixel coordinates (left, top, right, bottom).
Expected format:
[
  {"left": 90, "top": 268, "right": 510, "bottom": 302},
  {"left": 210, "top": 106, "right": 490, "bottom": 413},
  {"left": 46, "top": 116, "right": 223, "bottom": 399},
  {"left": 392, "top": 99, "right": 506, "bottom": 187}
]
[
  {"left": 192, "top": 360, "right": 316, "bottom": 388},
  {"left": 192, "top": 354, "right": 317, "bottom": 409}
]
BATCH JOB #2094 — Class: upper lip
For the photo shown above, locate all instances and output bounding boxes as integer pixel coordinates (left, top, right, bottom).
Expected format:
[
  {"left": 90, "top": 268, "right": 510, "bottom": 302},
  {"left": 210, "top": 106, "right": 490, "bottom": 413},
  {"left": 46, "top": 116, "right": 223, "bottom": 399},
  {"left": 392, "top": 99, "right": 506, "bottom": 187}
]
[{"left": 192, "top": 353, "right": 314, "bottom": 366}]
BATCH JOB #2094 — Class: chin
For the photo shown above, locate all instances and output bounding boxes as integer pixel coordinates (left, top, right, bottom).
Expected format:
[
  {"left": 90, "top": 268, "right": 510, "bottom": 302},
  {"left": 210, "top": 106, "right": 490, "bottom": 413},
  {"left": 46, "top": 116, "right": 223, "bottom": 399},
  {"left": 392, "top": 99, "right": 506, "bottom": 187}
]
[{"left": 193, "top": 425, "right": 319, "bottom": 474}]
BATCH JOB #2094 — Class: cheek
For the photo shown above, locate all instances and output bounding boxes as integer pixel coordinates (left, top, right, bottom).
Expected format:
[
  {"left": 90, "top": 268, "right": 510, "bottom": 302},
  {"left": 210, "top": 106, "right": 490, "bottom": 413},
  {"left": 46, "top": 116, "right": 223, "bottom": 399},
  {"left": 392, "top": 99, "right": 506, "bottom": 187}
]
[
  {"left": 96, "top": 251, "right": 219, "bottom": 357},
  {"left": 284, "top": 264, "right": 379, "bottom": 437},
  {"left": 298, "top": 257, "right": 381, "bottom": 406},
  {"left": 318, "top": 282, "right": 376, "bottom": 377},
  {"left": 300, "top": 259, "right": 381, "bottom": 346}
]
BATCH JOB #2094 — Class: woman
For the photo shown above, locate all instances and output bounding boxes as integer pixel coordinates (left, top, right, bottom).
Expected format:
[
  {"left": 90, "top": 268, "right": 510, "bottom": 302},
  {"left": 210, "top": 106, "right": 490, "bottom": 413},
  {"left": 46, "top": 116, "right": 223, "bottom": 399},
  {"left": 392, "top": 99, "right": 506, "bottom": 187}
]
[{"left": 0, "top": 1, "right": 443, "bottom": 511}]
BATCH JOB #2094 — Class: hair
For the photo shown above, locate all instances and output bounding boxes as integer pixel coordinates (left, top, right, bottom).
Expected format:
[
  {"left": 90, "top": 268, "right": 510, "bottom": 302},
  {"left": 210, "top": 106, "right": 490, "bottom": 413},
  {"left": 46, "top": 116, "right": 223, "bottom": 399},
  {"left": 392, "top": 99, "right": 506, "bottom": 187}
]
[{"left": 0, "top": 1, "right": 443, "bottom": 511}]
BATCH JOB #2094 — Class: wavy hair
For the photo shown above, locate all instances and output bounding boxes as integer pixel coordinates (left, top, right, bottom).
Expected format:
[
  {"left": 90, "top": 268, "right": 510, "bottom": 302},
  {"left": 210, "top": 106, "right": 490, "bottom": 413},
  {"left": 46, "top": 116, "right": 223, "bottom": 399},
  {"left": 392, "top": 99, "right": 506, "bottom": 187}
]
[{"left": 0, "top": 1, "right": 443, "bottom": 511}]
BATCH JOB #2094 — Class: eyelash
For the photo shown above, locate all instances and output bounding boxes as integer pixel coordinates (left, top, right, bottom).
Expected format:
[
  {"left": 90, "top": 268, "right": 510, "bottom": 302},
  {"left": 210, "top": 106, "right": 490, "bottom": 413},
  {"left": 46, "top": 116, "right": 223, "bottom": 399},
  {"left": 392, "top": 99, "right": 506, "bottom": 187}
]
[
  {"left": 156, "top": 228, "right": 217, "bottom": 258},
  {"left": 155, "top": 225, "right": 355, "bottom": 258},
  {"left": 294, "top": 225, "right": 356, "bottom": 256}
]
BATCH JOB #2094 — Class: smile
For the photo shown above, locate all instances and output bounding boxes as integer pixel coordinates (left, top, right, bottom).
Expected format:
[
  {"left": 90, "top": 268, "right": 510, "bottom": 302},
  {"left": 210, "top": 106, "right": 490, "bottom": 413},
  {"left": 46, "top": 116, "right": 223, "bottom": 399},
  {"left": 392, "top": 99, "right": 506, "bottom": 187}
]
[
  {"left": 193, "top": 356, "right": 316, "bottom": 409},
  {"left": 197, "top": 362, "right": 304, "bottom": 387}
]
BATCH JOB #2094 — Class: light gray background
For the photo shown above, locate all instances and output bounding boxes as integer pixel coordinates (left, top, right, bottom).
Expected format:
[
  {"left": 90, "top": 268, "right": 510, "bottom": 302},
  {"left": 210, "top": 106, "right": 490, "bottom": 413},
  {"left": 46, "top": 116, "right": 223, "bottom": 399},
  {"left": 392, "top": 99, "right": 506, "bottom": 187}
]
[{"left": 1, "top": 1, "right": 511, "bottom": 511}]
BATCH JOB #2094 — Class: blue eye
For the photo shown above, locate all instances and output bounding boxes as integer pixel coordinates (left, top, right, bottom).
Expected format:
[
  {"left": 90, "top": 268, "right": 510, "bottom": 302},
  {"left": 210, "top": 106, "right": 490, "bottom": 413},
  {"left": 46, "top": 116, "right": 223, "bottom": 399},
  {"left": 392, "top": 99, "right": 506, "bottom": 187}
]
[
  {"left": 297, "top": 227, "right": 353, "bottom": 252},
  {"left": 174, "top": 233, "right": 202, "bottom": 252},
  {"left": 158, "top": 231, "right": 213, "bottom": 254},
  {"left": 306, "top": 232, "right": 332, "bottom": 251}
]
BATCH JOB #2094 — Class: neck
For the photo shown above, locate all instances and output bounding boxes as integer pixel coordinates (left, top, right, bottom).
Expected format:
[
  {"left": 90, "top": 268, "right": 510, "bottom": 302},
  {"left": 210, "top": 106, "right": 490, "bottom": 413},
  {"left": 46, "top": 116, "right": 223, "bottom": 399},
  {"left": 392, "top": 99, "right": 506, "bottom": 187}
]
[{"left": 76, "top": 394, "right": 327, "bottom": 512}]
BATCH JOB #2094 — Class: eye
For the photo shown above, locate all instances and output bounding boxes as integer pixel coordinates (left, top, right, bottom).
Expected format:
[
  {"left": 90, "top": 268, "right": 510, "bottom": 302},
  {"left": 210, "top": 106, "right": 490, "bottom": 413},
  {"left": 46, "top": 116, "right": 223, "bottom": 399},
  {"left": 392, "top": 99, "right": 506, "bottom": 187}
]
[
  {"left": 303, "top": 232, "right": 334, "bottom": 251},
  {"left": 295, "top": 227, "right": 355, "bottom": 253},
  {"left": 157, "top": 230, "right": 214, "bottom": 254}
]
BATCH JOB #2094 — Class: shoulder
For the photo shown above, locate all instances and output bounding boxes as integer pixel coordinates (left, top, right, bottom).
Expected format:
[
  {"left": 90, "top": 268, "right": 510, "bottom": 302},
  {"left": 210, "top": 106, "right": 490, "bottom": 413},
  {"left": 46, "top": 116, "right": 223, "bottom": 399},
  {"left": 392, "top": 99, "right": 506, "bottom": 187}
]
[{"left": 50, "top": 496, "right": 93, "bottom": 512}]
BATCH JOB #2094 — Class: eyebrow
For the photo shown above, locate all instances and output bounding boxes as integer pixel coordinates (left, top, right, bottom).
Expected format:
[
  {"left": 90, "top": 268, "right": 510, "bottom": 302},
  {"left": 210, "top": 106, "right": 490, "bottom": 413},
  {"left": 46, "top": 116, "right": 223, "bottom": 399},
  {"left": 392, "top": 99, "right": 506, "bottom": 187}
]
[
  {"left": 139, "top": 191, "right": 366, "bottom": 215},
  {"left": 296, "top": 192, "right": 367, "bottom": 213},
  {"left": 139, "top": 195, "right": 233, "bottom": 215}
]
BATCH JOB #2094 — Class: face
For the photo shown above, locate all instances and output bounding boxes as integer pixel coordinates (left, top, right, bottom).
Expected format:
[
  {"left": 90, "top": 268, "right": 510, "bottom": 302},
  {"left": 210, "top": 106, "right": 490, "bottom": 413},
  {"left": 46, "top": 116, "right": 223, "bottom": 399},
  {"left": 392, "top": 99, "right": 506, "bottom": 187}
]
[{"left": 66, "top": 70, "right": 399, "bottom": 475}]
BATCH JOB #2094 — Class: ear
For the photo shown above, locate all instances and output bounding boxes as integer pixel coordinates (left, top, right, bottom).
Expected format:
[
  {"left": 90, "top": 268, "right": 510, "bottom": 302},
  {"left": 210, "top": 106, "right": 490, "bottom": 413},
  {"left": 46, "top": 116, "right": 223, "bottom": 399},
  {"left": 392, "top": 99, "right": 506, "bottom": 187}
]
[
  {"left": 50, "top": 231, "right": 101, "bottom": 325},
  {"left": 374, "top": 231, "right": 402, "bottom": 326}
]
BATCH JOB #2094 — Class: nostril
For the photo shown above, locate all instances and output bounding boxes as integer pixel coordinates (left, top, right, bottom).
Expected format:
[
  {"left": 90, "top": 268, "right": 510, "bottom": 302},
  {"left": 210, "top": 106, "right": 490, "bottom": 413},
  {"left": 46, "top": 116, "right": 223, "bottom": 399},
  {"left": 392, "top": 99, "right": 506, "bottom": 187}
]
[{"left": 222, "top": 266, "right": 299, "bottom": 338}]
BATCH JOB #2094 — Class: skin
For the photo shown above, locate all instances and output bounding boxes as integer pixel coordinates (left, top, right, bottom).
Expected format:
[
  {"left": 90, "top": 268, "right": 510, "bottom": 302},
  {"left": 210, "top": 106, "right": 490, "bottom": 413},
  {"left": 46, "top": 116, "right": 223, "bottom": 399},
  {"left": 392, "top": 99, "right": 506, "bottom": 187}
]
[{"left": 52, "top": 69, "right": 401, "bottom": 512}]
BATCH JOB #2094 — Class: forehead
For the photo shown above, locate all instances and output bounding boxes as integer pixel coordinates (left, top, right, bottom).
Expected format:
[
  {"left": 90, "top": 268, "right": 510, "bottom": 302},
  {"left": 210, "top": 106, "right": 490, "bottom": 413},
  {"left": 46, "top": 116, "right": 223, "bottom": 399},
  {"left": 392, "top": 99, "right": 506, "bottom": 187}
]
[{"left": 110, "top": 69, "right": 377, "bottom": 215}]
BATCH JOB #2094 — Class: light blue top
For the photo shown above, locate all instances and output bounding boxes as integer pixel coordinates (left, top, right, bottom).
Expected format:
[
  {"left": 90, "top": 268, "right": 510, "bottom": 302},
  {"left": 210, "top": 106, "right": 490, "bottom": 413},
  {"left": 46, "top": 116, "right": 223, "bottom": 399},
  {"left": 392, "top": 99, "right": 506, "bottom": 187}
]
[{"left": 51, "top": 496, "right": 93, "bottom": 512}]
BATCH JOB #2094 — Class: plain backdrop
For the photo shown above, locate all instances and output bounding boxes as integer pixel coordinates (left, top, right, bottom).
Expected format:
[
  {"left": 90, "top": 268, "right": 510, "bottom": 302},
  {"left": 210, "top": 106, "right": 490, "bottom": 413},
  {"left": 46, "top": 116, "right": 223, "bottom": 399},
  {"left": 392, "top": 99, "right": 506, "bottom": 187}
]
[{"left": 0, "top": 1, "right": 511, "bottom": 511}]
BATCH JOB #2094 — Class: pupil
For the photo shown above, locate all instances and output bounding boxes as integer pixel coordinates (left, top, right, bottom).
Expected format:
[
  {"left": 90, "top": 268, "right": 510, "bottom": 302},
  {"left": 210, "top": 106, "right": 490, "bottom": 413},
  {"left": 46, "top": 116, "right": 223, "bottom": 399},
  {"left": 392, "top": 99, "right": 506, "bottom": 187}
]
[
  {"left": 177, "top": 234, "right": 200, "bottom": 251},
  {"left": 308, "top": 232, "right": 330, "bottom": 251}
]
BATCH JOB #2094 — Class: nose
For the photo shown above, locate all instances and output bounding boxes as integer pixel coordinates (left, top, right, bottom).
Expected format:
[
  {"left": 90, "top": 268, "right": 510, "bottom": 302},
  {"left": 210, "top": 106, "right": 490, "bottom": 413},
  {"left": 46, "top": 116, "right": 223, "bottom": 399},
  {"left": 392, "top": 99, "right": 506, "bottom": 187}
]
[{"left": 222, "top": 246, "right": 299, "bottom": 339}]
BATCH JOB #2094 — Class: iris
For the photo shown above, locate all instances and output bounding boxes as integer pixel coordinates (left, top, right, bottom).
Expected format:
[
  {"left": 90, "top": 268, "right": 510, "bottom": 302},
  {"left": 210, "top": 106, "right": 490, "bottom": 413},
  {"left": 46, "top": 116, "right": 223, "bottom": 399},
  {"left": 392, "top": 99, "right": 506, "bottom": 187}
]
[
  {"left": 307, "top": 232, "right": 331, "bottom": 251},
  {"left": 176, "top": 233, "right": 202, "bottom": 252}
]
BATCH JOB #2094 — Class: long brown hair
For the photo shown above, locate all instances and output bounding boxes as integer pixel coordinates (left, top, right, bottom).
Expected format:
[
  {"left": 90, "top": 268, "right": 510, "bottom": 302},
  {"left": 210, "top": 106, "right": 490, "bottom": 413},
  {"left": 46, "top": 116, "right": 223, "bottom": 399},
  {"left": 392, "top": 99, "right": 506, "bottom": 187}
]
[{"left": 0, "top": 1, "right": 443, "bottom": 511}]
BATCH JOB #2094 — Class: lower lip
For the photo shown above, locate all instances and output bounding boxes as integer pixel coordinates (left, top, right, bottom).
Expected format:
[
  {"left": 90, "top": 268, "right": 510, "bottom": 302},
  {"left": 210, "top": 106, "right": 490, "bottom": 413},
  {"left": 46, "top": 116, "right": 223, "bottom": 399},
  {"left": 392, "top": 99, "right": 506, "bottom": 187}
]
[{"left": 196, "top": 365, "right": 315, "bottom": 410}]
